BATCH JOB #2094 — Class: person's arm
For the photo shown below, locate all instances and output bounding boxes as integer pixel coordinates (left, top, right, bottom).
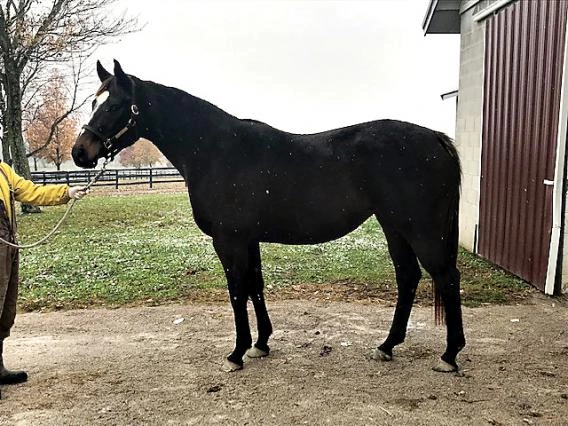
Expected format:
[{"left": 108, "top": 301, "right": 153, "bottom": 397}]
[{"left": 7, "top": 167, "right": 84, "bottom": 206}]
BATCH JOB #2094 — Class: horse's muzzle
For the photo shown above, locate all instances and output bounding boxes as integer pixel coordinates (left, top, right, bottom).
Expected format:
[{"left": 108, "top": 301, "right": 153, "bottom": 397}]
[{"left": 72, "top": 144, "right": 98, "bottom": 169}]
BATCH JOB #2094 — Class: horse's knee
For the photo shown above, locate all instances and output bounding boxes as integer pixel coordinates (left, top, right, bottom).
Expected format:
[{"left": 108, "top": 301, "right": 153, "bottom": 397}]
[
  {"left": 396, "top": 263, "right": 421, "bottom": 286},
  {"left": 229, "top": 291, "right": 248, "bottom": 308},
  {"left": 249, "top": 292, "right": 264, "bottom": 304}
]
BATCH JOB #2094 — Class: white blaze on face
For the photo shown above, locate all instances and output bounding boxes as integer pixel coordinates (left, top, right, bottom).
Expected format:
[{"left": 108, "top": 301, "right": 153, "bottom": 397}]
[{"left": 91, "top": 90, "right": 110, "bottom": 118}]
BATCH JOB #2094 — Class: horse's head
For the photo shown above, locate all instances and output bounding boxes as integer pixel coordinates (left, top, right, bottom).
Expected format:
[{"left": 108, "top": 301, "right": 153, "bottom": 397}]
[{"left": 72, "top": 60, "right": 140, "bottom": 168}]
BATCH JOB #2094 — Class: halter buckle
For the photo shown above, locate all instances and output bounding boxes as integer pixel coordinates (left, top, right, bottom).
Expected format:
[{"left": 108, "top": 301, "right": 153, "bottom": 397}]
[{"left": 103, "top": 137, "right": 114, "bottom": 150}]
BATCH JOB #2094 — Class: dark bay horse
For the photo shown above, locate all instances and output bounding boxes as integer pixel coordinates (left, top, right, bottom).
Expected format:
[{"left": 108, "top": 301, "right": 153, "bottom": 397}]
[{"left": 72, "top": 60, "right": 465, "bottom": 373}]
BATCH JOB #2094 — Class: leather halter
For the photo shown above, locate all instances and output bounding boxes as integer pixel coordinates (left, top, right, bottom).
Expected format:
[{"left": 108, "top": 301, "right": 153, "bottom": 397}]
[{"left": 82, "top": 104, "right": 140, "bottom": 160}]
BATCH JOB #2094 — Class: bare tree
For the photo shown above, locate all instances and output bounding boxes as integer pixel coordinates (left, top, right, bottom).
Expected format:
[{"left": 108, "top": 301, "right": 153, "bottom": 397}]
[
  {"left": 0, "top": 0, "right": 138, "bottom": 211},
  {"left": 24, "top": 56, "right": 89, "bottom": 159}
]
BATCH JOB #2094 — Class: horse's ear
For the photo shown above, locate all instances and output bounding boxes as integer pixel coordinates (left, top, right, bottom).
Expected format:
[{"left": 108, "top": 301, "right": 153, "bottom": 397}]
[
  {"left": 113, "top": 59, "right": 132, "bottom": 90},
  {"left": 97, "top": 60, "right": 112, "bottom": 82}
]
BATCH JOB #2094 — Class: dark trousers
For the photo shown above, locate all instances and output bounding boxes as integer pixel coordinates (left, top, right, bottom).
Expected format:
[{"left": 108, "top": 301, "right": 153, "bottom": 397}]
[{"left": 0, "top": 203, "right": 18, "bottom": 339}]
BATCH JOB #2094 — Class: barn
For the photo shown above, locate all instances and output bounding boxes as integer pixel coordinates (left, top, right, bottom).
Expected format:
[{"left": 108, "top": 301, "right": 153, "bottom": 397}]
[{"left": 423, "top": 0, "right": 568, "bottom": 295}]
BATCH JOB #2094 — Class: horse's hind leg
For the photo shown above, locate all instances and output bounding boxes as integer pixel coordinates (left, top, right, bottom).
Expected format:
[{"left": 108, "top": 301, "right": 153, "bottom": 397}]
[
  {"left": 373, "top": 226, "right": 422, "bottom": 361},
  {"left": 246, "top": 241, "right": 273, "bottom": 358},
  {"left": 412, "top": 239, "right": 465, "bottom": 372}
]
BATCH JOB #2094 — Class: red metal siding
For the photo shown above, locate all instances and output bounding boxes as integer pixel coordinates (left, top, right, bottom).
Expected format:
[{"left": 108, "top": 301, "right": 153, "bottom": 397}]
[{"left": 479, "top": 0, "right": 568, "bottom": 290}]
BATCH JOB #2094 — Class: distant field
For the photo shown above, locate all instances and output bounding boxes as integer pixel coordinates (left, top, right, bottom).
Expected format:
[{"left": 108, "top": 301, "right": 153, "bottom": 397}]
[{"left": 16, "top": 192, "right": 531, "bottom": 311}]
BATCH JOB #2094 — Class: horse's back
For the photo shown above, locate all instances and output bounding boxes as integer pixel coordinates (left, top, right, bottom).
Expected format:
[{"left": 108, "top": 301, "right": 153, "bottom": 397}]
[{"left": 255, "top": 119, "right": 461, "bottom": 212}]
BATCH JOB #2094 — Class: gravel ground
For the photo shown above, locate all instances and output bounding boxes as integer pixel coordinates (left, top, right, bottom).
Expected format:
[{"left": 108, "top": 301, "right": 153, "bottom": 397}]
[{"left": 1, "top": 295, "right": 567, "bottom": 425}]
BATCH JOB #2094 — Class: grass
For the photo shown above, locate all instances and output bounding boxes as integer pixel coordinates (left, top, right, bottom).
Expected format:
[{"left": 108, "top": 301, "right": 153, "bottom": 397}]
[{"left": 16, "top": 192, "right": 532, "bottom": 311}]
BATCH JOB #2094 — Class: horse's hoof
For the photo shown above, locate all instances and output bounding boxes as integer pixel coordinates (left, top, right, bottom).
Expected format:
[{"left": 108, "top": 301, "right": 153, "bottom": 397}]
[
  {"left": 246, "top": 346, "right": 269, "bottom": 358},
  {"left": 221, "top": 359, "right": 243, "bottom": 373},
  {"left": 432, "top": 359, "right": 458, "bottom": 373},
  {"left": 371, "top": 348, "right": 392, "bottom": 362},
  {"left": 0, "top": 369, "right": 28, "bottom": 385}
]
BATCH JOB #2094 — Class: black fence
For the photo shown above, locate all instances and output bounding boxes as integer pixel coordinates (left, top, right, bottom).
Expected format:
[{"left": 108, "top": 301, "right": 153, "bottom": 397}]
[{"left": 31, "top": 167, "right": 185, "bottom": 189}]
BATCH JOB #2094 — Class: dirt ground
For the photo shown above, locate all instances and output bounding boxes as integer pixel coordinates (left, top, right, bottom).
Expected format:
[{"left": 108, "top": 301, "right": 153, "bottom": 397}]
[{"left": 1, "top": 295, "right": 567, "bottom": 426}]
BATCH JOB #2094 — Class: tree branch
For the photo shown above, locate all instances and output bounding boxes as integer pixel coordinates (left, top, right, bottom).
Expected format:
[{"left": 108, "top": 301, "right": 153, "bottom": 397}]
[{"left": 26, "top": 54, "right": 89, "bottom": 157}]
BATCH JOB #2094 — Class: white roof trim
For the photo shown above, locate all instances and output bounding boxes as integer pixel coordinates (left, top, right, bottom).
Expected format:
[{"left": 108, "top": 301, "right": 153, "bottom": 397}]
[
  {"left": 422, "top": 0, "right": 440, "bottom": 33},
  {"left": 422, "top": 0, "right": 461, "bottom": 35},
  {"left": 473, "top": 0, "right": 516, "bottom": 22}
]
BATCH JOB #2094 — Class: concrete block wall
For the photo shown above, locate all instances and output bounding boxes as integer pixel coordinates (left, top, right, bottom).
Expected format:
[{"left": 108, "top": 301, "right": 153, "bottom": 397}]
[{"left": 454, "top": 9, "right": 486, "bottom": 252}]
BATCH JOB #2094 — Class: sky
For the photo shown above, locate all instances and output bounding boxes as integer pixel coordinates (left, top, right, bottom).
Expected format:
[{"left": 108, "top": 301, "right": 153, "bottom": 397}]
[{"left": 89, "top": 0, "right": 460, "bottom": 137}]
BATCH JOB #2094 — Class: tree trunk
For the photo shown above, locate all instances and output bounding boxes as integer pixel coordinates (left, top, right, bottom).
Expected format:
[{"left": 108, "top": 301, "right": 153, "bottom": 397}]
[
  {"left": 0, "top": 112, "right": 8, "bottom": 163},
  {"left": 4, "top": 64, "right": 41, "bottom": 213},
  {"left": 55, "top": 147, "right": 61, "bottom": 171},
  {"left": 1, "top": 131, "right": 8, "bottom": 164}
]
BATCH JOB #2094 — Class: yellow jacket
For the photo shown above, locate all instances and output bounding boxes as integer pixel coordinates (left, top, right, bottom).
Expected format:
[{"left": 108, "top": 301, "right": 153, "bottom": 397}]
[{"left": 0, "top": 162, "right": 70, "bottom": 224}]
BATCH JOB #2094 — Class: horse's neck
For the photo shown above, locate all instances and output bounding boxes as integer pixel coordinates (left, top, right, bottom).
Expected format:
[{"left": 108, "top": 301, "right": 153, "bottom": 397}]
[{"left": 135, "top": 80, "right": 238, "bottom": 168}]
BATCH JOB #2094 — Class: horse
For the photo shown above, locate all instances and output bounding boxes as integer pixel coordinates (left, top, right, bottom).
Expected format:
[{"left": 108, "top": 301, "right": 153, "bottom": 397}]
[{"left": 72, "top": 60, "right": 465, "bottom": 373}]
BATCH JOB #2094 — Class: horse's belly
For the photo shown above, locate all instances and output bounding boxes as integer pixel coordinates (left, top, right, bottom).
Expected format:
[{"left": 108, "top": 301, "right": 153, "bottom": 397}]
[{"left": 259, "top": 209, "right": 372, "bottom": 244}]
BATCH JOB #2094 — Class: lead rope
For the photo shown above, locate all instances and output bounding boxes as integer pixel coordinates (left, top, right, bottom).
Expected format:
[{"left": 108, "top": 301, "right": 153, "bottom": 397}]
[{"left": 0, "top": 158, "right": 110, "bottom": 249}]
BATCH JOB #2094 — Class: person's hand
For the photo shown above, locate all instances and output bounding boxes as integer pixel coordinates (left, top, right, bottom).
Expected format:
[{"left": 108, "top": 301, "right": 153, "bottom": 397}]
[{"left": 68, "top": 186, "right": 88, "bottom": 200}]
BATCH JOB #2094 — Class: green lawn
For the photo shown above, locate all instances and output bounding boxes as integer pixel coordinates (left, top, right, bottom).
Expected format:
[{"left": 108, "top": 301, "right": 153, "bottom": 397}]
[{"left": 16, "top": 192, "right": 531, "bottom": 311}]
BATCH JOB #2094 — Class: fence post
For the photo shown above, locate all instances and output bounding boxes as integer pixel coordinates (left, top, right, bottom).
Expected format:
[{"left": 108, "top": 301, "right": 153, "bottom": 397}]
[
  {"left": 149, "top": 168, "right": 153, "bottom": 189},
  {"left": 115, "top": 169, "right": 119, "bottom": 189}
]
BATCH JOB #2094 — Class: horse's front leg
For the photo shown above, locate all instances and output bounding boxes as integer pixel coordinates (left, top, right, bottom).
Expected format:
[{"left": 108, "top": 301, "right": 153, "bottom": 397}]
[{"left": 213, "top": 235, "right": 252, "bottom": 372}]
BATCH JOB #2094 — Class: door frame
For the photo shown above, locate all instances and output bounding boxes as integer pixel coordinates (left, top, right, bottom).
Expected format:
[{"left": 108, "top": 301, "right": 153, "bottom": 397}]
[{"left": 545, "top": 4, "right": 568, "bottom": 294}]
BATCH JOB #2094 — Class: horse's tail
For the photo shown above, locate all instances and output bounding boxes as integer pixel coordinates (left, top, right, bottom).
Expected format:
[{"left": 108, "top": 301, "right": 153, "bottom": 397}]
[
  {"left": 434, "top": 131, "right": 461, "bottom": 325},
  {"left": 435, "top": 131, "right": 462, "bottom": 187},
  {"left": 436, "top": 131, "right": 461, "bottom": 265}
]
